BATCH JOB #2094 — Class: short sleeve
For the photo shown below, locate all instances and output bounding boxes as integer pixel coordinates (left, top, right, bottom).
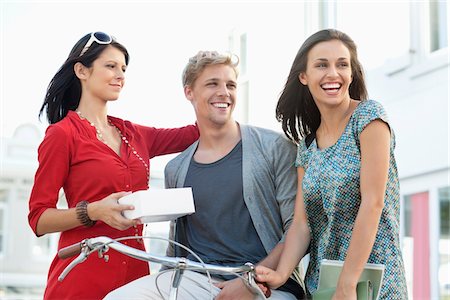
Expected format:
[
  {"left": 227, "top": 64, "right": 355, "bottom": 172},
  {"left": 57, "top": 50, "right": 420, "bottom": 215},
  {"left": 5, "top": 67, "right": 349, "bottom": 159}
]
[{"left": 353, "top": 100, "right": 391, "bottom": 137}]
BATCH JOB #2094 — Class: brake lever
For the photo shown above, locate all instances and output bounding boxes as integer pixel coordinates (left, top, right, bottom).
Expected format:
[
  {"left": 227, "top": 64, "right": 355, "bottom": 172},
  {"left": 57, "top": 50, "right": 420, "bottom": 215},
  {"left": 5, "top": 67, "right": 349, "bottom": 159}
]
[
  {"left": 58, "top": 251, "right": 88, "bottom": 281},
  {"left": 98, "top": 244, "right": 110, "bottom": 262},
  {"left": 244, "top": 263, "right": 271, "bottom": 299},
  {"left": 57, "top": 238, "right": 114, "bottom": 281}
]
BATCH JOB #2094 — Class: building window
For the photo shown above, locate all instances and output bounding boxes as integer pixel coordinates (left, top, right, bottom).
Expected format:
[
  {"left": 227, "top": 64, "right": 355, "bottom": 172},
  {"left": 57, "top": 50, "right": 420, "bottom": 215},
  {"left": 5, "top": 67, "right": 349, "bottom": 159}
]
[
  {"left": 440, "top": 187, "right": 450, "bottom": 237},
  {"left": 404, "top": 195, "right": 413, "bottom": 237},
  {"left": 239, "top": 33, "right": 247, "bottom": 76},
  {"left": 0, "top": 190, "right": 7, "bottom": 256},
  {"left": 429, "top": 0, "right": 448, "bottom": 52},
  {"left": 228, "top": 29, "right": 249, "bottom": 123},
  {"left": 0, "top": 205, "right": 5, "bottom": 255},
  {"left": 438, "top": 186, "right": 450, "bottom": 299}
]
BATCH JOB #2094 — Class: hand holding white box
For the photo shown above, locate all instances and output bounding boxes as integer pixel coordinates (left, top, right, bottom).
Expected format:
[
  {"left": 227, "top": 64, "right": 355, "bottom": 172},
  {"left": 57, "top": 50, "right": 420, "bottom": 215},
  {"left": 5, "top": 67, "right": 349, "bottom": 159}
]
[{"left": 118, "top": 188, "right": 195, "bottom": 223}]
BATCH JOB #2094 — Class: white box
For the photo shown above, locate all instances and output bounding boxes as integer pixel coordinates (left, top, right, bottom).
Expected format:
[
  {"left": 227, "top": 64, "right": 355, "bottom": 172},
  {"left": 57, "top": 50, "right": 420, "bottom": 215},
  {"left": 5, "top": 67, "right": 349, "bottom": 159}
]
[{"left": 118, "top": 188, "right": 195, "bottom": 223}]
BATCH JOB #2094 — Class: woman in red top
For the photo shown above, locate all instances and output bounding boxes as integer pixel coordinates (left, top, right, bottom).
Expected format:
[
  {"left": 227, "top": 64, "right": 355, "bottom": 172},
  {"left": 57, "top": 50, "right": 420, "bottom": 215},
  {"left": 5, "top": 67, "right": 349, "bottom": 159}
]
[{"left": 28, "top": 32, "right": 199, "bottom": 300}]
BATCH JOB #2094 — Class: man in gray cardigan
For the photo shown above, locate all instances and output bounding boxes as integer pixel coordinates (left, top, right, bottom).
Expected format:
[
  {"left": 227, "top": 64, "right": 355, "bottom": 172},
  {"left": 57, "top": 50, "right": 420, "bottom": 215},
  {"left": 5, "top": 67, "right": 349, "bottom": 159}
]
[{"left": 105, "top": 51, "right": 304, "bottom": 299}]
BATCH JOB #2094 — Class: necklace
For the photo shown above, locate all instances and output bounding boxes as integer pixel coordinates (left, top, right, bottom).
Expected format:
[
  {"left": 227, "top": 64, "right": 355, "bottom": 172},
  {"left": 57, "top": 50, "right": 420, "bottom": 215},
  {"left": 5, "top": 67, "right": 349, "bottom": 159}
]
[
  {"left": 110, "top": 122, "right": 150, "bottom": 186},
  {"left": 75, "top": 109, "right": 149, "bottom": 243},
  {"left": 75, "top": 109, "right": 150, "bottom": 187},
  {"left": 75, "top": 110, "right": 110, "bottom": 144}
]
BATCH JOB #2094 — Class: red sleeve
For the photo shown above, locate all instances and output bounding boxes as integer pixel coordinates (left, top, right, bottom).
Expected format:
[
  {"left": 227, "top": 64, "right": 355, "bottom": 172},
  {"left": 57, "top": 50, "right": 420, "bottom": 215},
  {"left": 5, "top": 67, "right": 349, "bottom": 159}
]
[
  {"left": 137, "top": 123, "right": 199, "bottom": 158},
  {"left": 28, "top": 125, "right": 71, "bottom": 236}
]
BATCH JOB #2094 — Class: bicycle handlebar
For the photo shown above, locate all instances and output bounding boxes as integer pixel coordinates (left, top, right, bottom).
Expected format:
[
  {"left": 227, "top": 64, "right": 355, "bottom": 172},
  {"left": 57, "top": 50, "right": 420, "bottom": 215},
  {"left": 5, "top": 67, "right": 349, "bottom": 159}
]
[
  {"left": 58, "top": 242, "right": 83, "bottom": 259},
  {"left": 58, "top": 236, "right": 254, "bottom": 279},
  {"left": 57, "top": 236, "right": 270, "bottom": 299}
]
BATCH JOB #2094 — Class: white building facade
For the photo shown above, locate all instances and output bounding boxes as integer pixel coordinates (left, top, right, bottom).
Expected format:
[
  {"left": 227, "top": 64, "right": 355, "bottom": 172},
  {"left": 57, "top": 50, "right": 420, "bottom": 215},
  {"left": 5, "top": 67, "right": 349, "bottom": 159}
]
[
  {"left": 367, "top": 2, "right": 449, "bottom": 299},
  {"left": 0, "top": 125, "right": 51, "bottom": 298}
]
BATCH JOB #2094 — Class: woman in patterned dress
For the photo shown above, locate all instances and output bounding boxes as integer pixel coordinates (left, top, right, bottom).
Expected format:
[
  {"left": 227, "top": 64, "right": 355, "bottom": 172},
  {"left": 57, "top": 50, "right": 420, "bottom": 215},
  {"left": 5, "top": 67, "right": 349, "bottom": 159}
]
[{"left": 255, "top": 29, "right": 407, "bottom": 299}]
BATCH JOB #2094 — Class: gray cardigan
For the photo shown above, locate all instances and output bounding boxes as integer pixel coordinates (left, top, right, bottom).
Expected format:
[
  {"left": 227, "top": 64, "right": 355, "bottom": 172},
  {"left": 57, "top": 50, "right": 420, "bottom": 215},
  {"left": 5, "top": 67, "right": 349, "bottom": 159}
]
[{"left": 164, "top": 124, "right": 302, "bottom": 281}]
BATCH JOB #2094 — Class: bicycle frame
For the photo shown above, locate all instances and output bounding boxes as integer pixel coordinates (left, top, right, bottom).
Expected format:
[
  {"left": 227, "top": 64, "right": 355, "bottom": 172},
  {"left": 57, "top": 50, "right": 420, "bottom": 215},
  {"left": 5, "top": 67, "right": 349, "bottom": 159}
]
[{"left": 58, "top": 236, "right": 267, "bottom": 300}]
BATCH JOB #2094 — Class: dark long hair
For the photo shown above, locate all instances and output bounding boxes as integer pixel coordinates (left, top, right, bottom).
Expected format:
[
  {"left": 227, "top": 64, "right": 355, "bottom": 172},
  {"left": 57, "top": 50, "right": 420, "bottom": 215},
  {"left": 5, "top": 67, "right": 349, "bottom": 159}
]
[
  {"left": 39, "top": 33, "right": 129, "bottom": 124},
  {"left": 276, "top": 29, "right": 368, "bottom": 143}
]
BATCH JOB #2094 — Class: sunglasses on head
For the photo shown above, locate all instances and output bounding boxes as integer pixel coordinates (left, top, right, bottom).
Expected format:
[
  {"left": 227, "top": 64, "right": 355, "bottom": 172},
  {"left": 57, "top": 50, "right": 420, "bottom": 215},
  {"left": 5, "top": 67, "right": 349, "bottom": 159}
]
[{"left": 79, "top": 32, "right": 114, "bottom": 57}]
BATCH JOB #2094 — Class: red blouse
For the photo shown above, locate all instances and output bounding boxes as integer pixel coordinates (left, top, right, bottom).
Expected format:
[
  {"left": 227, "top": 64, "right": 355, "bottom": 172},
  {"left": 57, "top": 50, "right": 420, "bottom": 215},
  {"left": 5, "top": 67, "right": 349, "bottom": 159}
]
[{"left": 28, "top": 111, "right": 199, "bottom": 300}]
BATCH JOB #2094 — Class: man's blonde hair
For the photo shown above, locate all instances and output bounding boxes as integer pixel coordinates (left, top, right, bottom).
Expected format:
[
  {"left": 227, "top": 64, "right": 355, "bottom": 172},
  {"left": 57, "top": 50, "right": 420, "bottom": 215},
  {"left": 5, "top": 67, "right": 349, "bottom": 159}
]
[{"left": 182, "top": 51, "right": 239, "bottom": 87}]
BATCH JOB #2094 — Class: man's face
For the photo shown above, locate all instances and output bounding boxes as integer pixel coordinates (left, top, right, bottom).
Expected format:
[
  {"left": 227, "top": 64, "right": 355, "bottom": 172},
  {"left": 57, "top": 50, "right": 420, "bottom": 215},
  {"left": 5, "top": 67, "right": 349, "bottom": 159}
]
[{"left": 185, "top": 64, "right": 237, "bottom": 128}]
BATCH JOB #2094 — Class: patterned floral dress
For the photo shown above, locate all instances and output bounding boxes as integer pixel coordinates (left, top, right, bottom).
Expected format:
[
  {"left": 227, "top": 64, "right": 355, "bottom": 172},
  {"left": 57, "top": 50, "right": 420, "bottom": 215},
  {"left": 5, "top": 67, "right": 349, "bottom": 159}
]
[{"left": 295, "top": 100, "right": 408, "bottom": 299}]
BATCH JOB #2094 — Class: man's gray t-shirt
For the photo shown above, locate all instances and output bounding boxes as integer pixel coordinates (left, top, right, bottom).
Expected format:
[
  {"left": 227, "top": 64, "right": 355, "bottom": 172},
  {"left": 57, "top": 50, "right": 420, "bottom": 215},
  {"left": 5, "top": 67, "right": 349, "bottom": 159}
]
[{"left": 181, "top": 141, "right": 267, "bottom": 267}]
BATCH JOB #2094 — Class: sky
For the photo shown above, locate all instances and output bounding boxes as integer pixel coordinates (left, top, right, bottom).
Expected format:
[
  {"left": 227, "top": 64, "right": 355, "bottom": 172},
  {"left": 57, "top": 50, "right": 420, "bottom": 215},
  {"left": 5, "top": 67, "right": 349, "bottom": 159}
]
[
  {"left": 1, "top": 0, "right": 412, "bottom": 173},
  {"left": 1, "top": 0, "right": 411, "bottom": 135}
]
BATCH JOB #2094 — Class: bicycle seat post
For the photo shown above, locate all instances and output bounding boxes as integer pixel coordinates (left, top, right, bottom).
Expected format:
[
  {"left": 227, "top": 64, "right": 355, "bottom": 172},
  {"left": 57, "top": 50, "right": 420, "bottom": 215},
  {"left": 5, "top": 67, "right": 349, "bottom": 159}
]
[{"left": 168, "top": 257, "right": 187, "bottom": 300}]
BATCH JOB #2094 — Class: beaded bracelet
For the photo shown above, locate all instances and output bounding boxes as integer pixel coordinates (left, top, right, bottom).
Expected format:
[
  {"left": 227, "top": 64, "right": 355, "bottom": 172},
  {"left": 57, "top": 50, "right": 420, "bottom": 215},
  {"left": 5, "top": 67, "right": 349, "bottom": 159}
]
[{"left": 76, "top": 201, "right": 96, "bottom": 227}]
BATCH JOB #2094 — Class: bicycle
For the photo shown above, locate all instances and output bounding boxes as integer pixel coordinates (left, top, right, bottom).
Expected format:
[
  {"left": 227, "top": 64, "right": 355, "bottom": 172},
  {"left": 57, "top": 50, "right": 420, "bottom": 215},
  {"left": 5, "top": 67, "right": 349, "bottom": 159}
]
[{"left": 58, "top": 236, "right": 269, "bottom": 300}]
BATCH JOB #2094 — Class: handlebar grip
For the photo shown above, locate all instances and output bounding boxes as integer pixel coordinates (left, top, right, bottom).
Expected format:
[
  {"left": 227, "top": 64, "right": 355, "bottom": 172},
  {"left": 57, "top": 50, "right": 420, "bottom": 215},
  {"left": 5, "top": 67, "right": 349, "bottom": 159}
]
[{"left": 58, "top": 242, "right": 82, "bottom": 259}]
